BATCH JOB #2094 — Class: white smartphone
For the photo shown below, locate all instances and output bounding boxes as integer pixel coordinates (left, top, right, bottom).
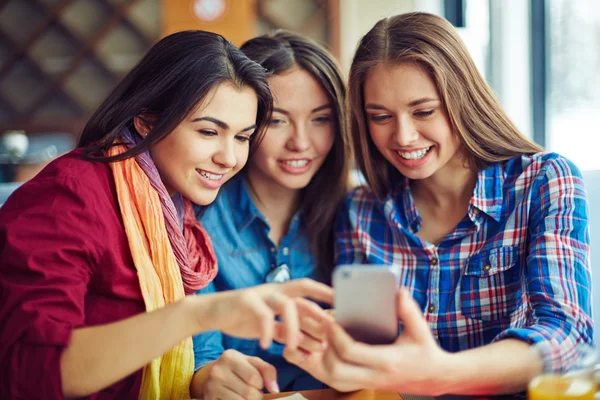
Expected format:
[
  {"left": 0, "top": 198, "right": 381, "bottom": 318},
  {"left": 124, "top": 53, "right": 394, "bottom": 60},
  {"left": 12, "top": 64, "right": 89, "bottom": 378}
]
[{"left": 333, "top": 264, "right": 400, "bottom": 345}]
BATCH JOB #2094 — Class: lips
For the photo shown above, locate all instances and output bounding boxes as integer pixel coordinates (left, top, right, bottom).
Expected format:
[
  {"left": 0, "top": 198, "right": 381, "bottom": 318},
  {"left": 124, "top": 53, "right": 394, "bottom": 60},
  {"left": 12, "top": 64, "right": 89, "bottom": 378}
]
[
  {"left": 277, "top": 158, "right": 313, "bottom": 174},
  {"left": 392, "top": 145, "right": 434, "bottom": 169},
  {"left": 195, "top": 168, "right": 227, "bottom": 189},
  {"left": 397, "top": 146, "right": 432, "bottom": 160},
  {"left": 197, "top": 170, "right": 223, "bottom": 180}
]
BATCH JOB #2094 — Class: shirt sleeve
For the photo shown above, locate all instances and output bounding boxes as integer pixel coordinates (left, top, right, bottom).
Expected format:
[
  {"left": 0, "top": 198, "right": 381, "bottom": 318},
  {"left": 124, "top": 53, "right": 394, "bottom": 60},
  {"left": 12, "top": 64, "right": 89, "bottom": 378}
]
[
  {"left": 334, "top": 191, "right": 368, "bottom": 266},
  {"left": 493, "top": 155, "right": 594, "bottom": 372},
  {"left": 193, "top": 281, "right": 225, "bottom": 371},
  {"left": 0, "top": 173, "right": 106, "bottom": 399}
]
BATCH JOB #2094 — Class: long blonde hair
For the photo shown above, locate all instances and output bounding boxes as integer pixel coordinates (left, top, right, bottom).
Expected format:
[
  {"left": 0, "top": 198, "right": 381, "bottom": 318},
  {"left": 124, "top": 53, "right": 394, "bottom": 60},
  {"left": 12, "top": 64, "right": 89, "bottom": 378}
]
[{"left": 349, "top": 12, "right": 543, "bottom": 199}]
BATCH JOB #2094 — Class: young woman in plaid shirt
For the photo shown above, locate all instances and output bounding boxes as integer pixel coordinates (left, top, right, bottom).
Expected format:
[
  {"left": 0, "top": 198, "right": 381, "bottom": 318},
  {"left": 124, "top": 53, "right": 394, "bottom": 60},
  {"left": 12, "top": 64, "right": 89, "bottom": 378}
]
[{"left": 284, "top": 12, "right": 593, "bottom": 395}]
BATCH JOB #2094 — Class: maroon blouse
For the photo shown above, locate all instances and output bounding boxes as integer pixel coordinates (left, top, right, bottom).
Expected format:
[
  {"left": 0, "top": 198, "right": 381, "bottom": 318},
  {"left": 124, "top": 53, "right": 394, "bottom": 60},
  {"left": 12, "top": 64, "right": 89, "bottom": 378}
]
[{"left": 0, "top": 149, "right": 146, "bottom": 399}]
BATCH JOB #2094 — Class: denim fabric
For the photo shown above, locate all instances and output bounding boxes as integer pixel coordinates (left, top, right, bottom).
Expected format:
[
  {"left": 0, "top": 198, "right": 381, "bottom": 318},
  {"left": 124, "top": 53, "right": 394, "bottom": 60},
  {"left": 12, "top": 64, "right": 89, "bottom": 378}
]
[{"left": 193, "top": 174, "right": 323, "bottom": 391}]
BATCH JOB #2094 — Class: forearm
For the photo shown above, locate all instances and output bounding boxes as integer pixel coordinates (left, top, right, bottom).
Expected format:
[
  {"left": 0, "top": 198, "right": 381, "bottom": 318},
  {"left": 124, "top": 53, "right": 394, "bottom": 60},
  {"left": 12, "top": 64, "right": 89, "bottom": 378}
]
[
  {"left": 440, "top": 339, "right": 542, "bottom": 395},
  {"left": 60, "top": 296, "right": 203, "bottom": 398},
  {"left": 190, "top": 361, "right": 215, "bottom": 397}
]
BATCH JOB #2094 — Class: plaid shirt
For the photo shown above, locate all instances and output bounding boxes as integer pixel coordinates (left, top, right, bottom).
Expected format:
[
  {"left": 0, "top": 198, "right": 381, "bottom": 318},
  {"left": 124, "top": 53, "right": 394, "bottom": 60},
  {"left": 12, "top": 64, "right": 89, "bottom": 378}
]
[{"left": 335, "top": 152, "right": 593, "bottom": 371}]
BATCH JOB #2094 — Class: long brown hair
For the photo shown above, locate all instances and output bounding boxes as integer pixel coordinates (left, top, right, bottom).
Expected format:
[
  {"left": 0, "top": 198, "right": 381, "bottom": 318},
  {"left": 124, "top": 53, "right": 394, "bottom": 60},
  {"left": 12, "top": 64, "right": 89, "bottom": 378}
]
[
  {"left": 349, "top": 12, "right": 543, "bottom": 199},
  {"left": 241, "top": 30, "right": 352, "bottom": 281}
]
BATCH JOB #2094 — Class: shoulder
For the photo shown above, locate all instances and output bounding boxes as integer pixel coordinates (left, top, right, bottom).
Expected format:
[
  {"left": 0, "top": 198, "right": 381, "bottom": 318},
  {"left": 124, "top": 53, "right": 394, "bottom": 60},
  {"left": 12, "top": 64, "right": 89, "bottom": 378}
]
[
  {"left": 20, "top": 148, "right": 112, "bottom": 192},
  {"left": 0, "top": 148, "right": 116, "bottom": 219},
  {"left": 0, "top": 149, "right": 121, "bottom": 265},
  {"left": 505, "top": 152, "right": 583, "bottom": 182},
  {"left": 345, "top": 185, "right": 381, "bottom": 210},
  {"left": 336, "top": 185, "right": 385, "bottom": 228},
  {"left": 503, "top": 152, "right": 587, "bottom": 212}
]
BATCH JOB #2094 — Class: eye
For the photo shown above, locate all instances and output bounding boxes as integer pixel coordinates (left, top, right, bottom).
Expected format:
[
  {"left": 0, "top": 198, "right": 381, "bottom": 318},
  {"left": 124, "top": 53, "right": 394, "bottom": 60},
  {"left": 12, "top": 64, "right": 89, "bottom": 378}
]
[
  {"left": 414, "top": 110, "right": 435, "bottom": 118},
  {"left": 313, "top": 116, "right": 332, "bottom": 124},
  {"left": 198, "top": 129, "right": 217, "bottom": 137},
  {"left": 368, "top": 114, "right": 392, "bottom": 122},
  {"left": 269, "top": 118, "right": 285, "bottom": 126},
  {"left": 235, "top": 135, "right": 251, "bottom": 143}
]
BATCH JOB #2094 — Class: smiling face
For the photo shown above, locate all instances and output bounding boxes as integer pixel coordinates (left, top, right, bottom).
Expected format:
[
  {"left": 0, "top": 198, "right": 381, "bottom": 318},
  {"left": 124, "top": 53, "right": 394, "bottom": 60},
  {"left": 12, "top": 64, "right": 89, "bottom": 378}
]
[
  {"left": 246, "top": 67, "right": 335, "bottom": 193},
  {"left": 147, "top": 82, "right": 258, "bottom": 205},
  {"left": 363, "top": 62, "right": 462, "bottom": 181}
]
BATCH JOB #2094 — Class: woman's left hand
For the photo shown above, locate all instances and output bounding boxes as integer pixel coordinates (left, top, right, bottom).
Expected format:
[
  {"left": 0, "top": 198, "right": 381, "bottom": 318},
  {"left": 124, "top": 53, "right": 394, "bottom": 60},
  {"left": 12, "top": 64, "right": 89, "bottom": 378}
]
[{"left": 284, "top": 289, "right": 452, "bottom": 395}]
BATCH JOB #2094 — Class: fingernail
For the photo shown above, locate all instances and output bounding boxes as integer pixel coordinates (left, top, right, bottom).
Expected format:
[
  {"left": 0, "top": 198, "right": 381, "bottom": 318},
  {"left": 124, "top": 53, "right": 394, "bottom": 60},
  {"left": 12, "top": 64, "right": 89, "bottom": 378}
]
[
  {"left": 270, "top": 381, "right": 280, "bottom": 393},
  {"left": 320, "top": 341, "right": 327, "bottom": 350}
]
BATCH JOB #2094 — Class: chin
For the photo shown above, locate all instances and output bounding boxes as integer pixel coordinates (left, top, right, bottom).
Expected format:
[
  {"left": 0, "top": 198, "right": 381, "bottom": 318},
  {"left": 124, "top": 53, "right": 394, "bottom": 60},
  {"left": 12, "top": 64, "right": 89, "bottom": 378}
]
[
  {"left": 186, "top": 190, "right": 219, "bottom": 206},
  {"left": 282, "top": 178, "right": 312, "bottom": 191},
  {"left": 395, "top": 166, "right": 435, "bottom": 181}
]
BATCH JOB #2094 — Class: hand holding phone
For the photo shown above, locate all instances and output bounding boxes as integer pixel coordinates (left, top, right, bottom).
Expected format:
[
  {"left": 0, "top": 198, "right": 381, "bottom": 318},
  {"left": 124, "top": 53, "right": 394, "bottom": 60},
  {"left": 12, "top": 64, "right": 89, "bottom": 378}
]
[{"left": 333, "top": 264, "right": 400, "bottom": 345}]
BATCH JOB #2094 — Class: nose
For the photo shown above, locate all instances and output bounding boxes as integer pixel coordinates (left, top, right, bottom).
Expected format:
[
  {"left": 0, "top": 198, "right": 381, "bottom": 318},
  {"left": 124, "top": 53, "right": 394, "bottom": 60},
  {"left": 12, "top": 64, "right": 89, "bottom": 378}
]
[
  {"left": 212, "top": 137, "right": 237, "bottom": 168},
  {"left": 286, "top": 122, "right": 311, "bottom": 152},
  {"left": 392, "top": 114, "right": 419, "bottom": 146}
]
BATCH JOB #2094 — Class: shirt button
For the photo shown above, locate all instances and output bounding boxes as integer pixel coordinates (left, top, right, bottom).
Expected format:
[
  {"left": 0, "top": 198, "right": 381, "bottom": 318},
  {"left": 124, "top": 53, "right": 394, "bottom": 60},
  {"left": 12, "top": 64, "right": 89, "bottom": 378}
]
[
  {"left": 484, "top": 265, "right": 492, "bottom": 272},
  {"left": 270, "top": 247, "right": 276, "bottom": 253},
  {"left": 431, "top": 257, "right": 438, "bottom": 266},
  {"left": 282, "top": 247, "right": 289, "bottom": 256},
  {"left": 428, "top": 305, "right": 436, "bottom": 312}
]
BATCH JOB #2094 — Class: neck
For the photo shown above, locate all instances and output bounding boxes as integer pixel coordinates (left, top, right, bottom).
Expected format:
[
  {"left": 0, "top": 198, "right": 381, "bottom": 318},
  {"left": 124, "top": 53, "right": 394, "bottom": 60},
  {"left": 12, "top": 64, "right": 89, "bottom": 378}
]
[
  {"left": 244, "top": 169, "right": 301, "bottom": 229},
  {"left": 411, "top": 154, "right": 477, "bottom": 209}
]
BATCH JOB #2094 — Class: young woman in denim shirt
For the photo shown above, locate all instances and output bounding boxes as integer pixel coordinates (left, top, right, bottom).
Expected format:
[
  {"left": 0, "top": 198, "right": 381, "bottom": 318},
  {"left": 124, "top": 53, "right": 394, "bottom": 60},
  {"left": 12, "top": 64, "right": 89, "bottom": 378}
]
[
  {"left": 190, "top": 31, "right": 352, "bottom": 399},
  {"left": 283, "top": 12, "right": 593, "bottom": 396}
]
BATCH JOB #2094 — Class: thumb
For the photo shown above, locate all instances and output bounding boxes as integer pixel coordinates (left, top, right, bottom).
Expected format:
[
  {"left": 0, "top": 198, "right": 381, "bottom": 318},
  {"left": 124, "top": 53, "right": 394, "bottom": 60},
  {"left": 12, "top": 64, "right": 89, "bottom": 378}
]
[
  {"left": 396, "top": 288, "right": 431, "bottom": 341},
  {"left": 247, "top": 357, "right": 279, "bottom": 393}
]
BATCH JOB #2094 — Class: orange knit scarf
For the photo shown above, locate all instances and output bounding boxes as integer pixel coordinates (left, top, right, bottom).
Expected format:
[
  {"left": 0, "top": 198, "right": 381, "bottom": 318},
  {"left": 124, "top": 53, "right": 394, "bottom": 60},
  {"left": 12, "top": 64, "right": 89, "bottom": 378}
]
[{"left": 108, "top": 143, "right": 214, "bottom": 399}]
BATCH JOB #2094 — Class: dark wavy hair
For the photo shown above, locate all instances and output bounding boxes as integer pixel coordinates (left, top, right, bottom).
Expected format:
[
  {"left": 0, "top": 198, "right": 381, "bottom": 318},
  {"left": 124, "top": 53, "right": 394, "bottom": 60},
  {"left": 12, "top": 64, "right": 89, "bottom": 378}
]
[
  {"left": 240, "top": 30, "right": 352, "bottom": 282},
  {"left": 78, "top": 30, "right": 273, "bottom": 162}
]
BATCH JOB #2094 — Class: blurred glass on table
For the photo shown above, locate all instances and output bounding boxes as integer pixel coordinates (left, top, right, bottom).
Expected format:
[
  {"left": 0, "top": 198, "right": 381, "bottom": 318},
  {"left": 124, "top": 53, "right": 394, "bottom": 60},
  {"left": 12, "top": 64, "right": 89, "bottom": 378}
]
[{"left": 528, "top": 343, "right": 597, "bottom": 400}]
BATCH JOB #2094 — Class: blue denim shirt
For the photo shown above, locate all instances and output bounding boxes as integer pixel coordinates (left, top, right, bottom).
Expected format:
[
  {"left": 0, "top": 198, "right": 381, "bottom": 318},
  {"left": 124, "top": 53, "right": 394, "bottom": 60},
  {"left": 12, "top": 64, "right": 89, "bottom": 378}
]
[{"left": 193, "top": 174, "right": 323, "bottom": 391}]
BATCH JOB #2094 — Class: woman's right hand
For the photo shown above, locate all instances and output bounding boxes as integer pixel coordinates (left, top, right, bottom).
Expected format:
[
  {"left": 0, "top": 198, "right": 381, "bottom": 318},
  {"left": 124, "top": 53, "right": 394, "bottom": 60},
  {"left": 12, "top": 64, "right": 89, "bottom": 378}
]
[
  {"left": 195, "top": 278, "right": 334, "bottom": 350},
  {"left": 202, "top": 349, "right": 279, "bottom": 400}
]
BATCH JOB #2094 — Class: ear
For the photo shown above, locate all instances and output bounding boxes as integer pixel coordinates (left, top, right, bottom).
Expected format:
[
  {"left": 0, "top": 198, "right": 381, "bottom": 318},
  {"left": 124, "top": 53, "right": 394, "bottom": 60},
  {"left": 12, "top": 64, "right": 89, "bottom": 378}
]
[{"left": 133, "top": 115, "right": 153, "bottom": 138}]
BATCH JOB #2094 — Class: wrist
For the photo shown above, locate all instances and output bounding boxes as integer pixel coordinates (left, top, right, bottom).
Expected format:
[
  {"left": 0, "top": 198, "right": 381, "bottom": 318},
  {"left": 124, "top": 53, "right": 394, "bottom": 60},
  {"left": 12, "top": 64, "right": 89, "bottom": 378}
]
[
  {"left": 190, "top": 361, "right": 216, "bottom": 397},
  {"left": 181, "top": 295, "right": 214, "bottom": 336},
  {"left": 432, "top": 350, "right": 462, "bottom": 395}
]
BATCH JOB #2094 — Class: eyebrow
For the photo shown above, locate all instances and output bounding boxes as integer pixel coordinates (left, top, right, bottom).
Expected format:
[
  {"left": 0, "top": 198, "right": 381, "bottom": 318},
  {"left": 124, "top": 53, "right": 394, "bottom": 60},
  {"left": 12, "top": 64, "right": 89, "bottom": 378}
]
[
  {"left": 408, "top": 97, "right": 438, "bottom": 107},
  {"left": 192, "top": 116, "right": 256, "bottom": 133},
  {"left": 273, "top": 104, "right": 332, "bottom": 115},
  {"left": 365, "top": 98, "right": 439, "bottom": 110}
]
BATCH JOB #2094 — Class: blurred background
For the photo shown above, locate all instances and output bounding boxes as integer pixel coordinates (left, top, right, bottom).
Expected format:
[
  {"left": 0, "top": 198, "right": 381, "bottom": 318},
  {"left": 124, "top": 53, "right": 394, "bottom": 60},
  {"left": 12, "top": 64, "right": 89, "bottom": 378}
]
[{"left": 0, "top": 0, "right": 599, "bottom": 340}]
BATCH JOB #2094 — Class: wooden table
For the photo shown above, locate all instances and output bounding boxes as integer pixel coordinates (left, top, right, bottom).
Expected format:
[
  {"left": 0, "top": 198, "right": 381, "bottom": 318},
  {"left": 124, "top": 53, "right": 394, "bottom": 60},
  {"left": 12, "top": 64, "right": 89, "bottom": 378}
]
[
  {"left": 264, "top": 389, "right": 528, "bottom": 399},
  {"left": 264, "top": 389, "right": 403, "bottom": 399}
]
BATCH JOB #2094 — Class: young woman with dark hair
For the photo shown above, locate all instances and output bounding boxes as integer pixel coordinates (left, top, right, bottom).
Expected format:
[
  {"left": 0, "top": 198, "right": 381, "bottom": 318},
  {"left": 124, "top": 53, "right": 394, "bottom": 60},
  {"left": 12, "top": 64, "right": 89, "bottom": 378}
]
[
  {"left": 0, "top": 30, "right": 333, "bottom": 400},
  {"left": 191, "top": 30, "right": 352, "bottom": 399}
]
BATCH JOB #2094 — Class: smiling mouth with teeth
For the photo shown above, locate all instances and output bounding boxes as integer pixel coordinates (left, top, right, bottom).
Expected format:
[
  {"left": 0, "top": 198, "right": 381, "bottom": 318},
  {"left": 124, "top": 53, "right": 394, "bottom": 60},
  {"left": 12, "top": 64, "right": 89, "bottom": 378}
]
[
  {"left": 198, "top": 170, "right": 223, "bottom": 180},
  {"left": 398, "top": 147, "right": 431, "bottom": 160},
  {"left": 281, "top": 159, "right": 309, "bottom": 167}
]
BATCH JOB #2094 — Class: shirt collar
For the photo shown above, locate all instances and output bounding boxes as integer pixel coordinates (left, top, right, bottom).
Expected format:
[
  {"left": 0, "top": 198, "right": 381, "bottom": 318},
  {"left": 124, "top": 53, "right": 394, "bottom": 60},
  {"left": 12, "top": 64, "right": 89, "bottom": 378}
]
[
  {"left": 228, "top": 174, "right": 305, "bottom": 235},
  {"left": 469, "top": 162, "right": 504, "bottom": 222},
  {"left": 227, "top": 175, "right": 267, "bottom": 231},
  {"left": 388, "top": 161, "right": 505, "bottom": 229},
  {"left": 385, "top": 176, "right": 421, "bottom": 232}
]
